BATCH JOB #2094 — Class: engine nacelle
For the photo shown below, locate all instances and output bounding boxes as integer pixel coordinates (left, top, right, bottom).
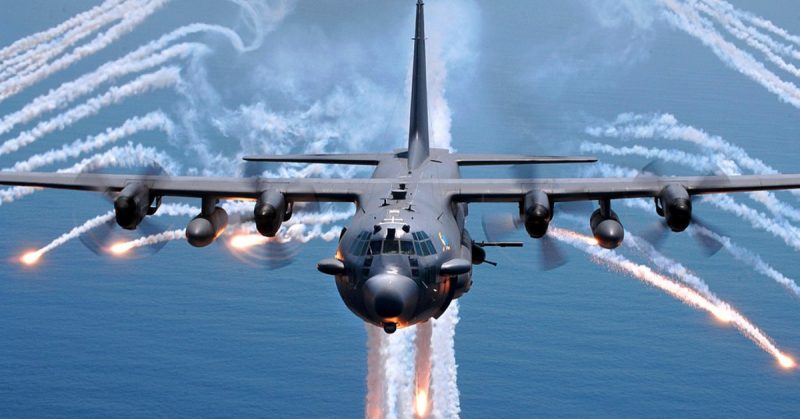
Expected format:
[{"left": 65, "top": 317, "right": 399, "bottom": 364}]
[
  {"left": 186, "top": 207, "right": 229, "bottom": 248},
  {"left": 590, "top": 208, "right": 624, "bottom": 250},
  {"left": 522, "top": 190, "right": 552, "bottom": 238},
  {"left": 658, "top": 184, "right": 692, "bottom": 232},
  {"left": 254, "top": 190, "right": 287, "bottom": 237},
  {"left": 114, "top": 183, "right": 151, "bottom": 230}
]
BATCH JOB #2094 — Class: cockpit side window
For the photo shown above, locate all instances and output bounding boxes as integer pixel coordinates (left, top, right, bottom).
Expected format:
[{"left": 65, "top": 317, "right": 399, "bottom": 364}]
[
  {"left": 410, "top": 231, "right": 437, "bottom": 256},
  {"left": 350, "top": 232, "right": 372, "bottom": 256},
  {"left": 370, "top": 240, "right": 382, "bottom": 255},
  {"left": 400, "top": 240, "right": 414, "bottom": 255}
]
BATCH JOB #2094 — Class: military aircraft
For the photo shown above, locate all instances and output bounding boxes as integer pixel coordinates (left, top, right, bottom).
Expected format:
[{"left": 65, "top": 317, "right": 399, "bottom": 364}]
[{"left": 3, "top": 1, "right": 800, "bottom": 334}]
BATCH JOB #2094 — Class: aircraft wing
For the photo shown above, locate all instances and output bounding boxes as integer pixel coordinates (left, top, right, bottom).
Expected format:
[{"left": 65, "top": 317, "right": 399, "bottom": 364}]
[
  {"left": 444, "top": 174, "right": 800, "bottom": 203},
  {"left": 0, "top": 171, "right": 379, "bottom": 203}
]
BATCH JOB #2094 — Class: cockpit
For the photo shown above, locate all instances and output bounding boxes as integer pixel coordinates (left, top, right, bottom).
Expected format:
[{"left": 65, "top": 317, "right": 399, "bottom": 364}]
[{"left": 349, "top": 230, "right": 438, "bottom": 257}]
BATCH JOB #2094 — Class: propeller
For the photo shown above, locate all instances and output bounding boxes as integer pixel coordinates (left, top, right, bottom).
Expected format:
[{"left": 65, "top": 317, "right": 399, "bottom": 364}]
[
  {"left": 636, "top": 160, "right": 726, "bottom": 256},
  {"left": 224, "top": 165, "right": 326, "bottom": 270},
  {"left": 76, "top": 164, "right": 172, "bottom": 258},
  {"left": 481, "top": 212, "right": 568, "bottom": 270}
]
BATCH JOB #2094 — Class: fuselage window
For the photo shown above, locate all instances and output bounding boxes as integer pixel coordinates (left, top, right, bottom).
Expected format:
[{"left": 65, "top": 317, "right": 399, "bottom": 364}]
[{"left": 370, "top": 240, "right": 382, "bottom": 255}]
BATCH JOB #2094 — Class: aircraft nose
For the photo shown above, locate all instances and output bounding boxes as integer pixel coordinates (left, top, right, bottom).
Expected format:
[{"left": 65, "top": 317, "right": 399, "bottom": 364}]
[{"left": 364, "top": 273, "right": 419, "bottom": 321}]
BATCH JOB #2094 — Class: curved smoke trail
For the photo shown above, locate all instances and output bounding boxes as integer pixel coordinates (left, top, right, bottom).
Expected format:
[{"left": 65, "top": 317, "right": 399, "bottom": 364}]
[
  {"left": 0, "top": 67, "right": 181, "bottom": 156},
  {"left": 0, "top": 0, "right": 125, "bottom": 64},
  {"left": 0, "top": 0, "right": 171, "bottom": 101},
  {"left": 0, "top": 0, "right": 131, "bottom": 83},
  {"left": 657, "top": 0, "right": 800, "bottom": 108},
  {"left": 550, "top": 225, "right": 795, "bottom": 369}
]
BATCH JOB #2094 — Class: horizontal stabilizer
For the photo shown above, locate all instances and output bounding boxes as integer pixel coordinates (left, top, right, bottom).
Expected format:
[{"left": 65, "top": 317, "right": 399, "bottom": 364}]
[
  {"left": 454, "top": 154, "right": 597, "bottom": 166},
  {"left": 243, "top": 153, "right": 387, "bottom": 165}
]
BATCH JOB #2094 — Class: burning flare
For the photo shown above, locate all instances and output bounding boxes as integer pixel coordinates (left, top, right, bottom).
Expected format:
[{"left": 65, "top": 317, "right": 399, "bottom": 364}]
[
  {"left": 229, "top": 233, "right": 268, "bottom": 250},
  {"left": 20, "top": 250, "right": 42, "bottom": 266},
  {"left": 414, "top": 388, "right": 429, "bottom": 417}
]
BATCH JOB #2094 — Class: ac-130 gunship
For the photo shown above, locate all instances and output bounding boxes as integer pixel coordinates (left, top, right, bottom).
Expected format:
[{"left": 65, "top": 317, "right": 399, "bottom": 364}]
[{"left": 4, "top": 1, "right": 800, "bottom": 334}]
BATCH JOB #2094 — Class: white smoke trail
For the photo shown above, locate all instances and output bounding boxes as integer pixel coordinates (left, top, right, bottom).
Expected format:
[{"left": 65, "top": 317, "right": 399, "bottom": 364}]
[
  {"left": 0, "top": 0, "right": 124, "bottom": 64},
  {"left": 691, "top": 225, "right": 800, "bottom": 298},
  {"left": 0, "top": 0, "right": 132, "bottom": 83},
  {"left": 657, "top": 0, "right": 800, "bottom": 108},
  {"left": 695, "top": 0, "right": 800, "bottom": 72},
  {"left": 0, "top": 43, "right": 203, "bottom": 137},
  {"left": 414, "top": 321, "right": 433, "bottom": 418},
  {"left": 0, "top": 0, "right": 292, "bottom": 132},
  {"left": 430, "top": 301, "right": 460, "bottom": 419},
  {"left": 737, "top": 12, "right": 800, "bottom": 48},
  {"left": 7, "top": 112, "right": 174, "bottom": 173},
  {"left": 550, "top": 226, "right": 796, "bottom": 369},
  {"left": 366, "top": 325, "right": 386, "bottom": 419},
  {"left": 586, "top": 113, "right": 800, "bottom": 197},
  {"left": 585, "top": 161, "right": 800, "bottom": 252},
  {"left": 583, "top": 163, "right": 800, "bottom": 299},
  {"left": 382, "top": 328, "right": 417, "bottom": 419},
  {"left": 579, "top": 141, "right": 800, "bottom": 223},
  {"left": 19, "top": 211, "right": 115, "bottom": 264},
  {"left": 0, "top": 144, "right": 180, "bottom": 205},
  {"left": 0, "top": 67, "right": 181, "bottom": 156},
  {"left": 0, "top": 0, "right": 170, "bottom": 101}
]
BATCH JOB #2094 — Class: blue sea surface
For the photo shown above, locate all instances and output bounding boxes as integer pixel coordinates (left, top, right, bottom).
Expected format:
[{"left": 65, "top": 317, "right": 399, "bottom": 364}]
[{"left": 1, "top": 1, "right": 799, "bottom": 417}]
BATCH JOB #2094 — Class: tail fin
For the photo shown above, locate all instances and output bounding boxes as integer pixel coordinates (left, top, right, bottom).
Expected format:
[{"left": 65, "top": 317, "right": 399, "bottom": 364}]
[{"left": 407, "top": 0, "right": 430, "bottom": 171}]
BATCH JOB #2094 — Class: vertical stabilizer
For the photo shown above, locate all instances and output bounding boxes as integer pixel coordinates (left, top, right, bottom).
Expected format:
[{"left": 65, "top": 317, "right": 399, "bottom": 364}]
[{"left": 407, "top": 0, "right": 430, "bottom": 171}]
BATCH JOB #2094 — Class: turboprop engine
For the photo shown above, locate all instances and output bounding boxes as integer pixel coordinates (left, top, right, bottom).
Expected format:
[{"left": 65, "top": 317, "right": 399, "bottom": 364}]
[
  {"left": 656, "top": 184, "right": 692, "bottom": 232},
  {"left": 255, "top": 190, "right": 289, "bottom": 237},
  {"left": 522, "top": 190, "right": 552, "bottom": 238},
  {"left": 114, "top": 183, "right": 158, "bottom": 230},
  {"left": 186, "top": 207, "right": 228, "bottom": 248},
  {"left": 590, "top": 207, "right": 624, "bottom": 250}
]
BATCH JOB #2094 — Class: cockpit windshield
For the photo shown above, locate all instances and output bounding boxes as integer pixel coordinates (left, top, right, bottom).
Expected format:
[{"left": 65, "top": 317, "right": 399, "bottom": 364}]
[{"left": 351, "top": 231, "right": 437, "bottom": 256}]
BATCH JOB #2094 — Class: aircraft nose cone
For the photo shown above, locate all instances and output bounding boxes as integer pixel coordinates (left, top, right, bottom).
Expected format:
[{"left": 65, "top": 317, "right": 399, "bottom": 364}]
[{"left": 364, "top": 273, "right": 419, "bottom": 321}]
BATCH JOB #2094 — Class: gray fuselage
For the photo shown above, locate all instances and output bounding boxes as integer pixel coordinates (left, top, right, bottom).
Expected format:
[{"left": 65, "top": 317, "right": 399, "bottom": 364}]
[{"left": 334, "top": 149, "right": 473, "bottom": 330}]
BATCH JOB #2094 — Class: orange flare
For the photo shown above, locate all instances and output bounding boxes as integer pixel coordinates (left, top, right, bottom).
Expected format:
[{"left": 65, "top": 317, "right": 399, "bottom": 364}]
[
  {"left": 109, "top": 242, "right": 134, "bottom": 255},
  {"left": 414, "top": 388, "right": 429, "bottom": 417},
  {"left": 20, "top": 251, "right": 42, "bottom": 266},
  {"left": 779, "top": 354, "right": 796, "bottom": 370},
  {"left": 229, "top": 234, "right": 268, "bottom": 250}
]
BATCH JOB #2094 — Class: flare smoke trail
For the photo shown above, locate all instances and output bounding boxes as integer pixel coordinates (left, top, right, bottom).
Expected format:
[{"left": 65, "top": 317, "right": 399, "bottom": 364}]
[
  {"left": 414, "top": 321, "right": 433, "bottom": 418},
  {"left": 549, "top": 226, "right": 796, "bottom": 369},
  {"left": 0, "top": 0, "right": 170, "bottom": 101},
  {"left": 0, "top": 43, "right": 204, "bottom": 137},
  {"left": 430, "top": 301, "right": 461, "bottom": 418},
  {"left": 691, "top": 225, "right": 800, "bottom": 298},
  {"left": 694, "top": 1, "right": 800, "bottom": 75},
  {"left": 365, "top": 325, "right": 386, "bottom": 419},
  {"left": 19, "top": 212, "right": 114, "bottom": 264},
  {"left": 729, "top": 1, "right": 800, "bottom": 47},
  {"left": 579, "top": 141, "right": 800, "bottom": 222},
  {"left": 658, "top": 0, "right": 800, "bottom": 108},
  {"left": 0, "top": 0, "right": 288, "bottom": 124},
  {"left": 0, "top": 0, "right": 123, "bottom": 63},
  {"left": 0, "top": 0, "right": 132, "bottom": 83},
  {"left": 586, "top": 114, "right": 779, "bottom": 176},
  {"left": 0, "top": 67, "right": 181, "bottom": 156},
  {"left": 584, "top": 160, "right": 800, "bottom": 251},
  {"left": 7, "top": 112, "right": 174, "bottom": 173},
  {"left": 582, "top": 163, "right": 800, "bottom": 300},
  {"left": 382, "top": 328, "right": 416, "bottom": 419}
]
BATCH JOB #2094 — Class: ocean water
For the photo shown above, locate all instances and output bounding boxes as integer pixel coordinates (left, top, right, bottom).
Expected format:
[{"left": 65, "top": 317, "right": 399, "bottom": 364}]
[{"left": 1, "top": 1, "right": 799, "bottom": 417}]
